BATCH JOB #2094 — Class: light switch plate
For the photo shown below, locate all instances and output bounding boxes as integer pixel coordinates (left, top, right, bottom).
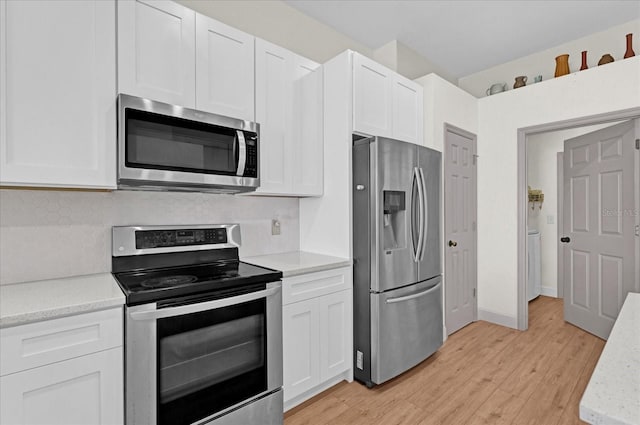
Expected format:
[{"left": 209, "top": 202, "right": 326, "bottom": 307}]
[{"left": 547, "top": 215, "right": 555, "bottom": 224}]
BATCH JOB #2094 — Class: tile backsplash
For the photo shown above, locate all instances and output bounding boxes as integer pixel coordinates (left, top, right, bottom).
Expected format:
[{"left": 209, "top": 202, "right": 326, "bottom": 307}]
[{"left": 0, "top": 190, "right": 299, "bottom": 285}]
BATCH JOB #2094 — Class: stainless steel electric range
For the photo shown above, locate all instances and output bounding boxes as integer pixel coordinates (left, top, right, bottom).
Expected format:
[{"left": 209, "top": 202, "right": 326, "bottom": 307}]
[{"left": 111, "top": 224, "right": 283, "bottom": 425}]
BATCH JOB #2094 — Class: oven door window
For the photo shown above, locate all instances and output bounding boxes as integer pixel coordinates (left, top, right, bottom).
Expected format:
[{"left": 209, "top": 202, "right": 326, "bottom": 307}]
[
  {"left": 125, "top": 109, "right": 238, "bottom": 175},
  {"left": 157, "top": 299, "right": 267, "bottom": 425}
]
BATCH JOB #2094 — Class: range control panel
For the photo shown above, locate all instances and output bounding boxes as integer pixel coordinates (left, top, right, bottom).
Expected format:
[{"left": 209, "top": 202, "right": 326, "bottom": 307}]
[{"left": 135, "top": 228, "right": 228, "bottom": 249}]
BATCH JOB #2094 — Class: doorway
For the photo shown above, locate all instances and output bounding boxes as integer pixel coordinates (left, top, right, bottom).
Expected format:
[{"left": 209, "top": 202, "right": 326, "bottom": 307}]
[{"left": 518, "top": 109, "right": 640, "bottom": 334}]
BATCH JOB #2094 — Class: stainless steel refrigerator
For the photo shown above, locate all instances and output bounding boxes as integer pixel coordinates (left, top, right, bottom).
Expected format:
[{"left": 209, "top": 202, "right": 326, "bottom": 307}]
[{"left": 353, "top": 136, "right": 443, "bottom": 387}]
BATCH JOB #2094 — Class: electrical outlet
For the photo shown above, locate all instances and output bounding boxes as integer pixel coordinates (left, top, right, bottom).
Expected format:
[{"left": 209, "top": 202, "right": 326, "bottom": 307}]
[
  {"left": 356, "top": 351, "right": 364, "bottom": 370},
  {"left": 547, "top": 215, "right": 555, "bottom": 224},
  {"left": 271, "top": 219, "right": 281, "bottom": 235}
]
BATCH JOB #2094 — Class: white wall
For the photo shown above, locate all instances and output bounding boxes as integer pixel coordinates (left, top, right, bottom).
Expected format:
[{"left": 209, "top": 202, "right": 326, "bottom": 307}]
[
  {"left": 299, "top": 52, "right": 352, "bottom": 259},
  {"left": 417, "top": 74, "right": 478, "bottom": 152},
  {"left": 177, "top": 0, "right": 372, "bottom": 64},
  {"left": 526, "top": 123, "right": 616, "bottom": 298},
  {"left": 477, "top": 56, "right": 640, "bottom": 323},
  {"left": 0, "top": 190, "right": 299, "bottom": 285},
  {"left": 459, "top": 19, "right": 640, "bottom": 98},
  {"left": 416, "top": 74, "right": 479, "bottom": 335}
]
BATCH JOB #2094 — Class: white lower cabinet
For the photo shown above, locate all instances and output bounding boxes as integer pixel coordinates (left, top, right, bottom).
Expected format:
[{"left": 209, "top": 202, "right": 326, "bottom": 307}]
[
  {"left": 283, "top": 299, "right": 321, "bottom": 397},
  {"left": 0, "top": 308, "right": 124, "bottom": 425},
  {"left": 0, "top": 348, "right": 123, "bottom": 425},
  {"left": 282, "top": 267, "right": 352, "bottom": 409}
]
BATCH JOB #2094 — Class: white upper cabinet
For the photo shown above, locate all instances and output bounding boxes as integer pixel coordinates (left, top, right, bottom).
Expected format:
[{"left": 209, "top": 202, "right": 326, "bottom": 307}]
[
  {"left": 254, "top": 39, "right": 323, "bottom": 197},
  {"left": 0, "top": 0, "right": 117, "bottom": 189},
  {"left": 118, "top": 1, "right": 256, "bottom": 120},
  {"left": 353, "top": 54, "right": 393, "bottom": 138},
  {"left": 352, "top": 53, "right": 424, "bottom": 144},
  {"left": 392, "top": 75, "right": 424, "bottom": 144},
  {"left": 118, "top": 0, "right": 196, "bottom": 107},
  {"left": 195, "top": 14, "right": 254, "bottom": 121},
  {"left": 255, "top": 39, "right": 293, "bottom": 194},
  {"left": 292, "top": 57, "right": 323, "bottom": 196}
]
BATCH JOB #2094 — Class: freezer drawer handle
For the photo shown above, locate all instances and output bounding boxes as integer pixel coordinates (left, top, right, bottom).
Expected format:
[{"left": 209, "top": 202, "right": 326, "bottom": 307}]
[{"left": 385, "top": 281, "right": 441, "bottom": 304}]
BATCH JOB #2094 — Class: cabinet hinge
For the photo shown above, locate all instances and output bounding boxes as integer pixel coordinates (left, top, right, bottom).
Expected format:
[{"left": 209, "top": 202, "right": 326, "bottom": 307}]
[
  {"left": 636, "top": 139, "right": 639, "bottom": 150},
  {"left": 473, "top": 288, "right": 476, "bottom": 298}
]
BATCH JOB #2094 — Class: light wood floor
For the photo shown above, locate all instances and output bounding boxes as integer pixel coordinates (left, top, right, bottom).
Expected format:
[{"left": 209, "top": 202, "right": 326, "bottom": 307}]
[{"left": 284, "top": 296, "right": 605, "bottom": 425}]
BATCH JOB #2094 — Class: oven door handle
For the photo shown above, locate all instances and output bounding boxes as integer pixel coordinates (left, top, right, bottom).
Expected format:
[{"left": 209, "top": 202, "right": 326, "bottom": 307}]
[{"left": 129, "top": 286, "right": 280, "bottom": 321}]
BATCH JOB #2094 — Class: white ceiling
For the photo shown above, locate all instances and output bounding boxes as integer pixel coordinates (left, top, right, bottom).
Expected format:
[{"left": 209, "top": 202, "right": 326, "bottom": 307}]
[{"left": 284, "top": 0, "right": 640, "bottom": 78}]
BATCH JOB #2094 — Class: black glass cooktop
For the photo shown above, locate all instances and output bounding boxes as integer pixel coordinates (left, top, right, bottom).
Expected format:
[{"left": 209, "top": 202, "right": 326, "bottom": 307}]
[{"left": 113, "top": 261, "right": 281, "bottom": 306}]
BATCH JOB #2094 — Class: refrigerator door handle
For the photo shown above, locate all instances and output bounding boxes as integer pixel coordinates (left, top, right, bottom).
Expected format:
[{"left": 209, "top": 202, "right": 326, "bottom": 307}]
[
  {"left": 418, "top": 167, "right": 428, "bottom": 261},
  {"left": 385, "top": 281, "right": 441, "bottom": 304},
  {"left": 415, "top": 167, "right": 425, "bottom": 261},
  {"left": 411, "top": 167, "right": 420, "bottom": 261}
]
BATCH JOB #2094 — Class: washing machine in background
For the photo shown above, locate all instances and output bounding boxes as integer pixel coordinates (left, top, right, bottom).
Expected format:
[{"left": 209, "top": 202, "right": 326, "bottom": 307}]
[{"left": 528, "top": 229, "right": 541, "bottom": 301}]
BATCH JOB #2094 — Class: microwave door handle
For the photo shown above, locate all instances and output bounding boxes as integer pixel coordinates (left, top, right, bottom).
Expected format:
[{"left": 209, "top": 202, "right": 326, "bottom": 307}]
[{"left": 236, "top": 130, "right": 247, "bottom": 176}]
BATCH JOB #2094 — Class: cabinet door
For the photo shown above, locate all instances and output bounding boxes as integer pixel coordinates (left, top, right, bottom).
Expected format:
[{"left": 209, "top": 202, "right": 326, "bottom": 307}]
[
  {"left": 392, "top": 75, "right": 424, "bottom": 144},
  {"left": 282, "top": 300, "right": 320, "bottom": 402},
  {"left": 255, "top": 39, "right": 293, "bottom": 194},
  {"left": 0, "top": 347, "right": 123, "bottom": 425},
  {"left": 353, "top": 53, "right": 393, "bottom": 138},
  {"left": 118, "top": 0, "right": 195, "bottom": 107},
  {"left": 292, "top": 57, "right": 323, "bottom": 196},
  {"left": 319, "top": 289, "right": 352, "bottom": 381},
  {"left": 195, "top": 14, "right": 254, "bottom": 121},
  {"left": 0, "top": 0, "right": 116, "bottom": 189}
]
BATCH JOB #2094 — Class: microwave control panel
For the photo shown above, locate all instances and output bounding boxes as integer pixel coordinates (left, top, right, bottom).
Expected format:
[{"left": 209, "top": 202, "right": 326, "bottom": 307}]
[
  {"left": 244, "top": 133, "right": 258, "bottom": 178},
  {"left": 135, "top": 228, "right": 228, "bottom": 249}
]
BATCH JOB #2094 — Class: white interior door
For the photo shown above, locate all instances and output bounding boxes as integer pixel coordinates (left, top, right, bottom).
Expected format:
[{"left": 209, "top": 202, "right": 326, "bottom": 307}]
[
  {"left": 562, "top": 120, "right": 638, "bottom": 340},
  {"left": 444, "top": 126, "right": 477, "bottom": 335}
]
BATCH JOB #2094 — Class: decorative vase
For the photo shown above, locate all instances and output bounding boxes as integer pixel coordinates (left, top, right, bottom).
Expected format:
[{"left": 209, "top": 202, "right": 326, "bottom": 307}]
[
  {"left": 513, "top": 76, "right": 527, "bottom": 89},
  {"left": 624, "top": 33, "right": 635, "bottom": 58},
  {"left": 554, "top": 54, "right": 570, "bottom": 77},
  {"left": 598, "top": 54, "right": 614, "bottom": 65},
  {"left": 580, "top": 51, "right": 588, "bottom": 70}
]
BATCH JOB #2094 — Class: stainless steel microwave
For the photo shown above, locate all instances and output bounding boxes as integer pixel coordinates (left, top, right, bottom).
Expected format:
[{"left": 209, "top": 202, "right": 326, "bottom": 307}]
[{"left": 117, "top": 94, "right": 259, "bottom": 193}]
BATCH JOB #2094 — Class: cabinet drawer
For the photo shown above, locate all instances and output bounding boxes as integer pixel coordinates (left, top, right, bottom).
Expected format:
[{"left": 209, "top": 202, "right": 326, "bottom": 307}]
[
  {"left": 282, "top": 267, "right": 351, "bottom": 305},
  {"left": 1, "top": 308, "right": 123, "bottom": 376}
]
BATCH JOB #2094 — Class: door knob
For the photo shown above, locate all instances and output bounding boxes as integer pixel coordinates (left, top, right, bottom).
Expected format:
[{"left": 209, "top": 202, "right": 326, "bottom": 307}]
[
  {"left": 560, "top": 237, "right": 571, "bottom": 243},
  {"left": 448, "top": 240, "right": 457, "bottom": 247}
]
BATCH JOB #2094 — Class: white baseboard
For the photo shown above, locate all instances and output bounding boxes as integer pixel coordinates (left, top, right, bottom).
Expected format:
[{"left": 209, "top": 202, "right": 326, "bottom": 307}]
[
  {"left": 284, "top": 370, "right": 351, "bottom": 412},
  {"left": 478, "top": 308, "right": 518, "bottom": 329},
  {"left": 540, "top": 286, "right": 558, "bottom": 298}
]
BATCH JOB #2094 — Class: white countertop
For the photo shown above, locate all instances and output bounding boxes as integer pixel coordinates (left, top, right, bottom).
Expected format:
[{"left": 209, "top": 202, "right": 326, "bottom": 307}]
[
  {"left": 580, "top": 292, "right": 640, "bottom": 425},
  {"left": 0, "top": 273, "right": 125, "bottom": 328},
  {"left": 242, "top": 251, "right": 351, "bottom": 277}
]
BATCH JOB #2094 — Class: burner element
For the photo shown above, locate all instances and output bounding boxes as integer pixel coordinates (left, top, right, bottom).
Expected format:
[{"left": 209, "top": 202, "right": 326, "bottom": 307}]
[{"left": 141, "top": 275, "right": 197, "bottom": 289}]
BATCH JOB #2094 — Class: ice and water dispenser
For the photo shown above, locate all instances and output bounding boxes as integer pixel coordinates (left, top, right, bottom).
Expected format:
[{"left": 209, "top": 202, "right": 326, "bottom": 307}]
[{"left": 383, "top": 190, "right": 406, "bottom": 250}]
